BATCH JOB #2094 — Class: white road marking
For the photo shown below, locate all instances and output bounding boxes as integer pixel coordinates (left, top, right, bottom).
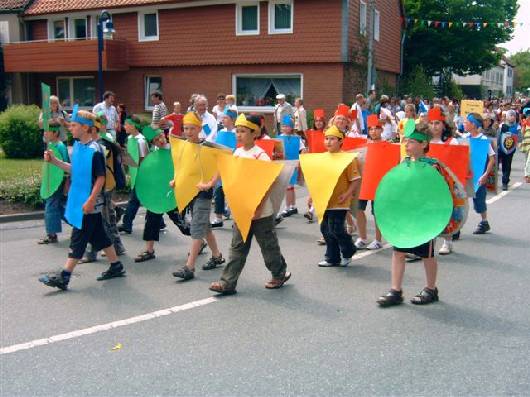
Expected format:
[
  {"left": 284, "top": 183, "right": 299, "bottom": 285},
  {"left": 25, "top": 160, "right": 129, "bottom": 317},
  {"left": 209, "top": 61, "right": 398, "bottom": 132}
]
[
  {"left": 0, "top": 297, "right": 218, "bottom": 355},
  {"left": 352, "top": 244, "right": 392, "bottom": 261},
  {"left": 486, "top": 182, "right": 523, "bottom": 205}
]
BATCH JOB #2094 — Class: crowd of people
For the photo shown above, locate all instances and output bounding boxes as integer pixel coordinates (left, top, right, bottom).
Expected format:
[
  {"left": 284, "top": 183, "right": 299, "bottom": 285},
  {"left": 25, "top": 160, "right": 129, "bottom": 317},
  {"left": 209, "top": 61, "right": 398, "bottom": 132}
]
[{"left": 36, "top": 88, "right": 530, "bottom": 307}]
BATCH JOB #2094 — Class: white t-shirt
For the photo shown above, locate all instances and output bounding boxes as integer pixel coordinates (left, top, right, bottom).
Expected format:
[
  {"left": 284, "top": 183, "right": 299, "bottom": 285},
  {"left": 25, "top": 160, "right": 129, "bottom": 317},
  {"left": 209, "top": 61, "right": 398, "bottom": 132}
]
[
  {"left": 350, "top": 102, "right": 365, "bottom": 133},
  {"left": 212, "top": 105, "right": 226, "bottom": 124},
  {"left": 380, "top": 107, "right": 396, "bottom": 140},
  {"left": 430, "top": 137, "right": 459, "bottom": 146},
  {"left": 135, "top": 133, "right": 149, "bottom": 158},
  {"left": 233, "top": 145, "right": 273, "bottom": 218}
]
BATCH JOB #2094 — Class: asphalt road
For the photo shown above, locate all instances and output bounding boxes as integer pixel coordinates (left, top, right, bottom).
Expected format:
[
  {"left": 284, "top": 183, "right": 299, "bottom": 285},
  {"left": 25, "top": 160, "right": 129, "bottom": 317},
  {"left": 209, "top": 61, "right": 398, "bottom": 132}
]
[{"left": 1, "top": 153, "right": 529, "bottom": 396}]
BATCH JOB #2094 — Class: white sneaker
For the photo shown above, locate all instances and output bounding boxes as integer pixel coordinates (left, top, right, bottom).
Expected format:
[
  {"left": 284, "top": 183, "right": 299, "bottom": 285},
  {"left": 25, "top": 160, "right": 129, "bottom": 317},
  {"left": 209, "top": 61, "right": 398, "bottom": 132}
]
[
  {"left": 318, "top": 260, "right": 339, "bottom": 267},
  {"left": 438, "top": 240, "right": 453, "bottom": 255},
  {"left": 355, "top": 238, "right": 369, "bottom": 249},
  {"left": 340, "top": 257, "right": 352, "bottom": 267},
  {"left": 367, "top": 240, "right": 383, "bottom": 250}
]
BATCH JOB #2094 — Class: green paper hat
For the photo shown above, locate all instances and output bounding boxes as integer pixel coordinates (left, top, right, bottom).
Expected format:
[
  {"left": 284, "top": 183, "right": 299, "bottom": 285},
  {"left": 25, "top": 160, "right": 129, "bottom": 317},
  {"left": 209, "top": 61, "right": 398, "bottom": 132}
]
[
  {"left": 142, "top": 125, "right": 163, "bottom": 142},
  {"left": 403, "top": 119, "right": 417, "bottom": 137},
  {"left": 404, "top": 119, "right": 430, "bottom": 142}
]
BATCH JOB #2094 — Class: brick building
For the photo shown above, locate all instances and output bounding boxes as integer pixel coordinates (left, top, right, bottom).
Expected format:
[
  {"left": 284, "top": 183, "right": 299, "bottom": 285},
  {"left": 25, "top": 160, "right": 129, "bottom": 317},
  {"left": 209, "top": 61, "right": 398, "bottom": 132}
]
[{"left": 3, "top": 0, "right": 404, "bottom": 118}]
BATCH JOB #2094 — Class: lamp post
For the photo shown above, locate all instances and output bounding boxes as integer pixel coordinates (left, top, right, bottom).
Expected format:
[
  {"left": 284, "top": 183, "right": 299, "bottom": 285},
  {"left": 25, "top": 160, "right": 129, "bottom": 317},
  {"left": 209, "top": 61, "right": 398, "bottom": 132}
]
[{"left": 97, "top": 10, "right": 115, "bottom": 101}]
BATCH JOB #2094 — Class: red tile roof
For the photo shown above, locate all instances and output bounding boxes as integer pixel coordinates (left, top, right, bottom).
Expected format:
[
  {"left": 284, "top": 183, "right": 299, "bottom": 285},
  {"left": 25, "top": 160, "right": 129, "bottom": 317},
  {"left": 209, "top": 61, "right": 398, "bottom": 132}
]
[
  {"left": 0, "top": 0, "right": 32, "bottom": 11},
  {"left": 24, "top": 0, "right": 182, "bottom": 15}
]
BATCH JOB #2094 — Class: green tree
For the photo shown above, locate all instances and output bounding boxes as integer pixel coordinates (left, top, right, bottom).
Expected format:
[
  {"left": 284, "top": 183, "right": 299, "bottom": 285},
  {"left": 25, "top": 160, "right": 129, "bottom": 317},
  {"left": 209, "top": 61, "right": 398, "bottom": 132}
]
[
  {"left": 404, "top": 0, "right": 518, "bottom": 76},
  {"left": 510, "top": 51, "right": 530, "bottom": 92},
  {"left": 399, "top": 65, "right": 435, "bottom": 99}
]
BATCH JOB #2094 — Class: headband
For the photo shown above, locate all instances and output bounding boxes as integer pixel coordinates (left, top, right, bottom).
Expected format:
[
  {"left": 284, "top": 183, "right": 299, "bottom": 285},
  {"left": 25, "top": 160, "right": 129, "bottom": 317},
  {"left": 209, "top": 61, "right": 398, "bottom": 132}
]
[
  {"left": 183, "top": 111, "right": 202, "bottom": 127},
  {"left": 235, "top": 114, "right": 260, "bottom": 131},
  {"left": 125, "top": 118, "right": 142, "bottom": 130},
  {"left": 71, "top": 104, "right": 94, "bottom": 127},
  {"left": 324, "top": 125, "right": 345, "bottom": 139},
  {"left": 467, "top": 114, "right": 481, "bottom": 128},
  {"left": 407, "top": 130, "right": 430, "bottom": 143}
]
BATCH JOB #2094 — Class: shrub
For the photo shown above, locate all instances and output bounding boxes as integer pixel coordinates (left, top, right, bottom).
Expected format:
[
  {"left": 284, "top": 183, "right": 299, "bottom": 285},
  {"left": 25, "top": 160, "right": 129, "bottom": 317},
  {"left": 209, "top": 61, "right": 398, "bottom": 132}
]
[
  {"left": 0, "top": 174, "right": 42, "bottom": 209},
  {"left": 0, "top": 105, "right": 42, "bottom": 158}
]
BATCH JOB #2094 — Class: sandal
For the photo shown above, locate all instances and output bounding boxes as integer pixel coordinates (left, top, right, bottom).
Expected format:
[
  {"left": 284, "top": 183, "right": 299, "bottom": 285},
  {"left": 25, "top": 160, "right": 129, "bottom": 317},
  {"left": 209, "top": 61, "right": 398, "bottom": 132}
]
[
  {"left": 209, "top": 281, "right": 237, "bottom": 295},
  {"left": 37, "top": 235, "right": 58, "bottom": 244},
  {"left": 410, "top": 287, "right": 439, "bottom": 305},
  {"left": 134, "top": 250, "right": 156, "bottom": 263},
  {"left": 265, "top": 271, "right": 291, "bottom": 289},
  {"left": 377, "top": 289, "right": 403, "bottom": 307}
]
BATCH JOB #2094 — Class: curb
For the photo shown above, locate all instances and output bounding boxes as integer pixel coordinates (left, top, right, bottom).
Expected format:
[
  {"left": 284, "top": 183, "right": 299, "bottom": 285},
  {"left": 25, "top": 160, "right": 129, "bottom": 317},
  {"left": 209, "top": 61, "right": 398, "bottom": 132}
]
[{"left": 0, "top": 201, "right": 129, "bottom": 224}]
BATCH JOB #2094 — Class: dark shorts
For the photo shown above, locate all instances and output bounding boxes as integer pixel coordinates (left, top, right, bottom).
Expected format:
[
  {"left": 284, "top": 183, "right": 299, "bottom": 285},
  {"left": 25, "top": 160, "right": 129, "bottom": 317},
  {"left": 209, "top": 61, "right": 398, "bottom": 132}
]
[
  {"left": 358, "top": 199, "right": 375, "bottom": 215},
  {"left": 69, "top": 213, "right": 112, "bottom": 259},
  {"left": 394, "top": 239, "right": 435, "bottom": 259}
]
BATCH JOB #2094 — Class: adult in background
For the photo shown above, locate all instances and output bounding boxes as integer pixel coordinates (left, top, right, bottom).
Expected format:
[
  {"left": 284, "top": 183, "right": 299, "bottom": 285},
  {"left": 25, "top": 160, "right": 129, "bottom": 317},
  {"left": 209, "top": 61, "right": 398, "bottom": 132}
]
[
  {"left": 273, "top": 94, "right": 293, "bottom": 134},
  {"left": 93, "top": 91, "right": 119, "bottom": 140},
  {"left": 39, "top": 95, "right": 69, "bottom": 143},
  {"left": 193, "top": 95, "right": 217, "bottom": 140},
  {"left": 350, "top": 94, "right": 365, "bottom": 135},
  {"left": 116, "top": 103, "right": 127, "bottom": 147},
  {"left": 150, "top": 90, "right": 168, "bottom": 126},
  {"left": 293, "top": 97, "right": 308, "bottom": 138},
  {"left": 212, "top": 93, "right": 227, "bottom": 132}
]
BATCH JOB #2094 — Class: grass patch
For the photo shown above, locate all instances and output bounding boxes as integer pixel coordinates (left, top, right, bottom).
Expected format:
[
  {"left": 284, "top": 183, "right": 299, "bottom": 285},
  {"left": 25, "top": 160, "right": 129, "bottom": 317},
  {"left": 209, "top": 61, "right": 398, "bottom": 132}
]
[{"left": 0, "top": 153, "right": 43, "bottom": 209}]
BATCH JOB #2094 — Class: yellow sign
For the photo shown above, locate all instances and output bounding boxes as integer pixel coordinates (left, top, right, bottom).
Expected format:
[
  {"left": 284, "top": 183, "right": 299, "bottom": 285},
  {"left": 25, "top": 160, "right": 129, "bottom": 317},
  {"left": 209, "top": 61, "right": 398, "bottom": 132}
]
[
  {"left": 169, "top": 136, "right": 219, "bottom": 210},
  {"left": 460, "top": 100, "right": 484, "bottom": 116},
  {"left": 218, "top": 154, "right": 284, "bottom": 242},
  {"left": 300, "top": 152, "right": 357, "bottom": 223}
]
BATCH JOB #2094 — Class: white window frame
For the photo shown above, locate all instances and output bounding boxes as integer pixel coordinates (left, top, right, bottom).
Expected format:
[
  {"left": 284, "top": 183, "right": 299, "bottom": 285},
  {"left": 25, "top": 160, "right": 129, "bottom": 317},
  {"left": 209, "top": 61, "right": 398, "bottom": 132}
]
[
  {"left": 138, "top": 10, "right": 159, "bottom": 42},
  {"left": 145, "top": 75, "right": 162, "bottom": 111},
  {"left": 232, "top": 73, "right": 303, "bottom": 113},
  {"left": 268, "top": 0, "right": 294, "bottom": 34},
  {"left": 48, "top": 18, "right": 67, "bottom": 41},
  {"left": 374, "top": 9, "right": 380, "bottom": 41},
  {"left": 236, "top": 2, "right": 260, "bottom": 36},
  {"left": 56, "top": 76, "right": 96, "bottom": 110},
  {"left": 359, "top": 1, "right": 367, "bottom": 35},
  {"left": 68, "top": 17, "right": 88, "bottom": 40}
]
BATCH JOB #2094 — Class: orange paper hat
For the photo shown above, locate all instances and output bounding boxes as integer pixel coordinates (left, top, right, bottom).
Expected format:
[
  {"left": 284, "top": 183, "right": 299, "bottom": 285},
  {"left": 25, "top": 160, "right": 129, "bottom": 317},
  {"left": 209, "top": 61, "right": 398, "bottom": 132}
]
[
  {"left": 428, "top": 107, "right": 445, "bottom": 122},
  {"left": 367, "top": 114, "right": 383, "bottom": 128},
  {"left": 334, "top": 104, "right": 351, "bottom": 119},
  {"left": 313, "top": 108, "right": 325, "bottom": 120}
]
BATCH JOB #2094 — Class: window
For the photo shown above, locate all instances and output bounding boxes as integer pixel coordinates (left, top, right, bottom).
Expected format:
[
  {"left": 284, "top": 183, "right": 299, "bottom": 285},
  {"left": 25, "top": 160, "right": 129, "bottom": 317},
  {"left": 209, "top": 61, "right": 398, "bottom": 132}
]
[
  {"left": 269, "top": 0, "right": 293, "bottom": 34},
  {"left": 507, "top": 68, "right": 512, "bottom": 78},
  {"left": 360, "top": 1, "right": 367, "bottom": 35},
  {"left": 374, "top": 9, "right": 380, "bottom": 41},
  {"left": 145, "top": 76, "right": 162, "bottom": 110},
  {"left": 233, "top": 74, "right": 302, "bottom": 111},
  {"left": 71, "top": 18, "right": 87, "bottom": 39},
  {"left": 49, "top": 19, "right": 65, "bottom": 40},
  {"left": 138, "top": 11, "right": 159, "bottom": 41},
  {"left": 236, "top": 3, "right": 260, "bottom": 35},
  {"left": 56, "top": 77, "right": 96, "bottom": 109}
]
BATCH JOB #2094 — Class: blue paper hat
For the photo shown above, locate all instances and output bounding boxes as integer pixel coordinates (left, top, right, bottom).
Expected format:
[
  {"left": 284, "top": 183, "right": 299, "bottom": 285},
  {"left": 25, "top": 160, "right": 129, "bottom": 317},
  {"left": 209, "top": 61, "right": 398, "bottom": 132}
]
[
  {"left": 224, "top": 109, "right": 238, "bottom": 120},
  {"left": 281, "top": 114, "right": 294, "bottom": 128}
]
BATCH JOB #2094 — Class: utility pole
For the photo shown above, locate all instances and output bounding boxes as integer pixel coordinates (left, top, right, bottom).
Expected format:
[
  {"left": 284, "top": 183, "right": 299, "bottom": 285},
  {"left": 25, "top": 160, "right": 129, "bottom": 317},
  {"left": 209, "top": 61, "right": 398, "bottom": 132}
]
[{"left": 366, "top": 0, "right": 376, "bottom": 94}]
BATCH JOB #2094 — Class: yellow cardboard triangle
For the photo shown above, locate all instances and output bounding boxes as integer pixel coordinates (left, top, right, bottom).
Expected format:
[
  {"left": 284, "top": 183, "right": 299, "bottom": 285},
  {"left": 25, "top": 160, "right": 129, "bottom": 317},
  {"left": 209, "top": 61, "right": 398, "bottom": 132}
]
[
  {"left": 300, "top": 152, "right": 357, "bottom": 223},
  {"left": 217, "top": 154, "right": 284, "bottom": 242},
  {"left": 169, "top": 136, "right": 219, "bottom": 210}
]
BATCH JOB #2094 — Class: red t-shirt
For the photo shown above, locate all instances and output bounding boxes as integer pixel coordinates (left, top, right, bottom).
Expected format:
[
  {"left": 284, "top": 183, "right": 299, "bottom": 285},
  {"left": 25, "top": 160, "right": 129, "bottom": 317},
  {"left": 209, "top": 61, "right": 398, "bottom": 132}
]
[{"left": 164, "top": 113, "right": 183, "bottom": 137}]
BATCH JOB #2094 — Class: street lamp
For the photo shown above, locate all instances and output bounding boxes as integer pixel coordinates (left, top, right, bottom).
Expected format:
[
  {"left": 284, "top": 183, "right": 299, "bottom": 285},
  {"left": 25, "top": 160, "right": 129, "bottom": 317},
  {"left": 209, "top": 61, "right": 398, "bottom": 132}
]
[{"left": 97, "top": 10, "right": 116, "bottom": 101}]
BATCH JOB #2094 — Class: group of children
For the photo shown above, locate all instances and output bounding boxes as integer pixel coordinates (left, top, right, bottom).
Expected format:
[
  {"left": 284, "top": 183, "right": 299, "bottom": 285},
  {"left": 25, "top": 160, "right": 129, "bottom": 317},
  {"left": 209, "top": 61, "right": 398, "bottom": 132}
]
[{"left": 36, "top": 94, "right": 526, "bottom": 308}]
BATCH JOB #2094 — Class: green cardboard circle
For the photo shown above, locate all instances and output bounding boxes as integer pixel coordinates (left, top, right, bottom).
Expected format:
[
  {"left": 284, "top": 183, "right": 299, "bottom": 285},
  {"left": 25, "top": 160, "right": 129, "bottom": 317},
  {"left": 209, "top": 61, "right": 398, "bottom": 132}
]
[
  {"left": 40, "top": 143, "right": 65, "bottom": 199},
  {"left": 374, "top": 161, "right": 453, "bottom": 248},
  {"left": 135, "top": 149, "right": 176, "bottom": 214},
  {"left": 127, "top": 136, "right": 140, "bottom": 188}
]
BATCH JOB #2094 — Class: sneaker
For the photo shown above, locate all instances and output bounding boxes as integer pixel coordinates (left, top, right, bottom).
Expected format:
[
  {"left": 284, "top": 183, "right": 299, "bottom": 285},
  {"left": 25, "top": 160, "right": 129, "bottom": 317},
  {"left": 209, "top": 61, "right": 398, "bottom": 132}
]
[
  {"left": 39, "top": 272, "right": 68, "bottom": 290},
  {"left": 211, "top": 220, "right": 224, "bottom": 228},
  {"left": 473, "top": 221, "right": 490, "bottom": 235},
  {"left": 117, "top": 224, "right": 132, "bottom": 234},
  {"left": 438, "top": 240, "right": 452, "bottom": 255},
  {"left": 275, "top": 215, "right": 283, "bottom": 225},
  {"left": 318, "top": 260, "right": 340, "bottom": 267},
  {"left": 280, "top": 208, "right": 298, "bottom": 218},
  {"left": 97, "top": 262, "right": 126, "bottom": 281},
  {"left": 202, "top": 254, "right": 225, "bottom": 270},
  {"left": 303, "top": 211, "right": 314, "bottom": 223},
  {"left": 377, "top": 289, "right": 403, "bottom": 307},
  {"left": 316, "top": 237, "right": 326, "bottom": 245},
  {"left": 405, "top": 253, "right": 422, "bottom": 262},
  {"left": 367, "top": 240, "right": 383, "bottom": 250},
  {"left": 172, "top": 265, "right": 195, "bottom": 281},
  {"left": 340, "top": 257, "right": 352, "bottom": 267},
  {"left": 502, "top": 184, "right": 508, "bottom": 191},
  {"left": 452, "top": 231, "right": 461, "bottom": 241},
  {"left": 37, "top": 234, "right": 58, "bottom": 244},
  {"left": 223, "top": 208, "right": 231, "bottom": 220},
  {"left": 354, "top": 238, "right": 369, "bottom": 250},
  {"left": 115, "top": 206, "right": 124, "bottom": 224},
  {"left": 159, "top": 223, "right": 167, "bottom": 231}
]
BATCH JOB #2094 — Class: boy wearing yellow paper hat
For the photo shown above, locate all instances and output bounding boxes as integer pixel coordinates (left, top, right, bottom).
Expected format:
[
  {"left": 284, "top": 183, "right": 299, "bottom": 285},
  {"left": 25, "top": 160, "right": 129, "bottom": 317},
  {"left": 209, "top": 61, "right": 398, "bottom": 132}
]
[
  {"left": 172, "top": 112, "right": 225, "bottom": 281},
  {"left": 317, "top": 125, "right": 361, "bottom": 267},
  {"left": 209, "top": 114, "right": 291, "bottom": 295}
]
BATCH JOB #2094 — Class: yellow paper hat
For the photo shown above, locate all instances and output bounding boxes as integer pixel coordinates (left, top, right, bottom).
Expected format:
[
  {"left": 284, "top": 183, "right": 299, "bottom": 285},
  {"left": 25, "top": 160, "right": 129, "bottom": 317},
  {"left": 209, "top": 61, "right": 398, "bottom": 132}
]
[
  {"left": 183, "top": 111, "right": 202, "bottom": 127},
  {"left": 235, "top": 113, "right": 260, "bottom": 131},
  {"left": 324, "top": 125, "right": 345, "bottom": 139}
]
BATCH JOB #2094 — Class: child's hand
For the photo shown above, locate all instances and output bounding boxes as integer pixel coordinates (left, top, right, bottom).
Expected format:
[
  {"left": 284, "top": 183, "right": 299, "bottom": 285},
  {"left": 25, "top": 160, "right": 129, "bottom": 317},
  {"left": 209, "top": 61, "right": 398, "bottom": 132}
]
[
  {"left": 478, "top": 174, "right": 488, "bottom": 186},
  {"left": 169, "top": 179, "right": 175, "bottom": 188},
  {"left": 82, "top": 197, "right": 96, "bottom": 214},
  {"left": 337, "top": 193, "right": 350, "bottom": 204},
  {"left": 43, "top": 150, "right": 55, "bottom": 163},
  {"left": 196, "top": 181, "right": 212, "bottom": 191}
]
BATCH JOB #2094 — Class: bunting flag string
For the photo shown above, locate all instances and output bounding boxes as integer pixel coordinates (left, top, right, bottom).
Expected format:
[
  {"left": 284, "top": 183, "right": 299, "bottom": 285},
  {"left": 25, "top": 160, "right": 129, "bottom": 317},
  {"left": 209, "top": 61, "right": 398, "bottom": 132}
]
[{"left": 404, "top": 17, "right": 523, "bottom": 31}]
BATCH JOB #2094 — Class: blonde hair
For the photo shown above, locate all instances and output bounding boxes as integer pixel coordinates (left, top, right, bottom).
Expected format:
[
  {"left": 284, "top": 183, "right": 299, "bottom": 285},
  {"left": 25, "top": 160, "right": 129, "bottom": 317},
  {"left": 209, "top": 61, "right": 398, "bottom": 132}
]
[{"left": 226, "top": 94, "right": 236, "bottom": 101}]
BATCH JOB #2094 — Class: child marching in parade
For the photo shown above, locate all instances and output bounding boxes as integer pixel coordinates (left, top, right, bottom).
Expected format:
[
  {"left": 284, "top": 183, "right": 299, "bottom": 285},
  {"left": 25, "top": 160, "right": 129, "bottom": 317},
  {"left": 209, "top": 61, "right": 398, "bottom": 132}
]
[
  {"left": 38, "top": 124, "right": 69, "bottom": 244},
  {"left": 39, "top": 110, "right": 125, "bottom": 290},
  {"left": 497, "top": 109, "right": 522, "bottom": 191},
  {"left": 209, "top": 114, "right": 291, "bottom": 295},
  {"left": 172, "top": 112, "right": 225, "bottom": 281}
]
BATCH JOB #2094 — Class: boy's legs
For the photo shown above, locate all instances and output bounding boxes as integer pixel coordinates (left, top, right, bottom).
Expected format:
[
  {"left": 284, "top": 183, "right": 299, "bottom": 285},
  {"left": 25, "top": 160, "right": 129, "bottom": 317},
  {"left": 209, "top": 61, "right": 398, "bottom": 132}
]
[
  {"left": 41, "top": 189, "right": 63, "bottom": 242},
  {"left": 103, "top": 190, "right": 125, "bottom": 254},
  {"left": 213, "top": 186, "right": 225, "bottom": 221},
  {"left": 320, "top": 211, "right": 340, "bottom": 265},
  {"left": 253, "top": 216, "right": 287, "bottom": 279},
  {"left": 120, "top": 188, "right": 140, "bottom": 232},
  {"left": 423, "top": 257, "right": 438, "bottom": 290},
  {"left": 473, "top": 185, "right": 490, "bottom": 233},
  {"left": 219, "top": 223, "right": 254, "bottom": 289},
  {"left": 391, "top": 251, "right": 407, "bottom": 291},
  {"left": 329, "top": 210, "right": 356, "bottom": 260}
]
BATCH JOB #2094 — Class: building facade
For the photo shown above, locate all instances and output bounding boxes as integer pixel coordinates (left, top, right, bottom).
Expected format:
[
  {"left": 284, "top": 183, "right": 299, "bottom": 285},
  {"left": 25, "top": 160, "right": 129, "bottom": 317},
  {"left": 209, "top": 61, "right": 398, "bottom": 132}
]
[{"left": 3, "top": 0, "right": 403, "bottom": 117}]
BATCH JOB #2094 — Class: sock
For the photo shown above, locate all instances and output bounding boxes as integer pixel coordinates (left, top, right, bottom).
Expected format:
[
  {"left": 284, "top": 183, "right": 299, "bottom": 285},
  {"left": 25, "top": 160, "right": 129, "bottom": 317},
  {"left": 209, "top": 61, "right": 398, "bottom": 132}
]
[{"left": 61, "top": 270, "right": 72, "bottom": 284}]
